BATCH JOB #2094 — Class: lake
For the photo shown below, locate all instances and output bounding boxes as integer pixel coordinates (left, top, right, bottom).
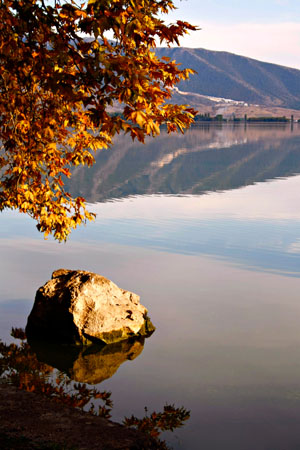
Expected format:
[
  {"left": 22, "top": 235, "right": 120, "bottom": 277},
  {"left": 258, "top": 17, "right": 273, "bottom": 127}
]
[{"left": 2, "top": 123, "right": 300, "bottom": 449}]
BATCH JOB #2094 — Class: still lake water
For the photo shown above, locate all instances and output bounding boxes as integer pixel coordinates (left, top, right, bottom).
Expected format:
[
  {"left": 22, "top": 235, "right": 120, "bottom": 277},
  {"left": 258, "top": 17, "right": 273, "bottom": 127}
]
[{"left": 2, "top": 124, "right": 300, "bottom": 448}]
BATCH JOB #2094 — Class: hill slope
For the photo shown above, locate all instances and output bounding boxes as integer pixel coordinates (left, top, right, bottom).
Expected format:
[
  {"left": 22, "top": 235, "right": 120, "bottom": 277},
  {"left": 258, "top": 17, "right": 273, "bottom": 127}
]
[{"left": 155, "top": 48, "right": 300, "bottom": 110}]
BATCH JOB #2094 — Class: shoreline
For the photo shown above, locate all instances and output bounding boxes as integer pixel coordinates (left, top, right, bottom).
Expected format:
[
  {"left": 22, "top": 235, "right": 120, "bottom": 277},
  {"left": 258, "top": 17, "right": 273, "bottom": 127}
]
[{"left": 0, "top": 383, "right": 160, "bottom": 450}]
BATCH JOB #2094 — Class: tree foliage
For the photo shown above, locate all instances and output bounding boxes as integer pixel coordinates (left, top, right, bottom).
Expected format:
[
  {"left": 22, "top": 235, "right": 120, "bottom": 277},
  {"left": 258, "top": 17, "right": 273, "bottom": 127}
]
[{"left": 0, "top": 0, "right": 197, "bottom": 240}]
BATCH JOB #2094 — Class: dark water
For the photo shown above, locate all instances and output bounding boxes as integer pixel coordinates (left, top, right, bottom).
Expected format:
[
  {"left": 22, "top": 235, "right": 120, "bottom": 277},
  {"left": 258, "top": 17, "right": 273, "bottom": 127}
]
[{"left": 2, "top": 123, "right": 300, "bottom": 449}]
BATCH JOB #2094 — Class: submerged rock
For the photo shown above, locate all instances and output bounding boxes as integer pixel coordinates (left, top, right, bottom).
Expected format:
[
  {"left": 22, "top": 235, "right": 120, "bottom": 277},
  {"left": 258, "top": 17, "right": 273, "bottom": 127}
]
[{"left": 26, "top": 269, "right": 155, "bottom": 345}]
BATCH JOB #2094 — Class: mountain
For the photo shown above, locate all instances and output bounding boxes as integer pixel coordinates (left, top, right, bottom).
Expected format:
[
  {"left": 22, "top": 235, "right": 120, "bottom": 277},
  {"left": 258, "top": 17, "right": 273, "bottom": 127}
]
[{"left": 155, "top": 47, "right": 300, "bottom": 111}]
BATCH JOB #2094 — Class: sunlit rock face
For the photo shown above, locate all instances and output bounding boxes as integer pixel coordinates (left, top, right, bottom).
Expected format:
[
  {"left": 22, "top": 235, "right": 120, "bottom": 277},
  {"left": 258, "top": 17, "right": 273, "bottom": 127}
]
[
  {"left": 29, "top": 338, "right": 145, "bottom": 384},
  {"left": 26, "top": 269, "right": 155, "bottom": 345}
]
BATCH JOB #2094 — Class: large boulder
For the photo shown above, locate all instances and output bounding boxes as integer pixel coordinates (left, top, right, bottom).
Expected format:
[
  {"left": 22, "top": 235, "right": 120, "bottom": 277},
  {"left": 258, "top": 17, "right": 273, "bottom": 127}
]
[{"left": 26, "top": 269, "right": 155, "bottom": 345}]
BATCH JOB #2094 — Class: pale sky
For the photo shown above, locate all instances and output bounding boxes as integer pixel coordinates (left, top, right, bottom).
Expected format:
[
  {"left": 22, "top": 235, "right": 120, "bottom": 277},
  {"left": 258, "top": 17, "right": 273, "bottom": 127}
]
[{"left": 163, "top": 0, "right": 300, "bottom": 70}]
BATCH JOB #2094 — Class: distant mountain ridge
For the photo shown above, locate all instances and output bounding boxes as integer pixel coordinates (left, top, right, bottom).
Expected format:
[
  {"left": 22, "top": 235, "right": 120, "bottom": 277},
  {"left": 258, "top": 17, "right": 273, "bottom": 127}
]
[{"left": 155, "top": 47, "right": 300, "bottom": 110}]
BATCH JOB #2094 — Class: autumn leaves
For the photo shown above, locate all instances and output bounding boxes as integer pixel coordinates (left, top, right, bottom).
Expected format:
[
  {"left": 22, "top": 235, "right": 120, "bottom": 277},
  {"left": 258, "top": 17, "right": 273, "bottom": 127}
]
[{"left": 0, "top": 0, "right": 197, "bottom": 240}]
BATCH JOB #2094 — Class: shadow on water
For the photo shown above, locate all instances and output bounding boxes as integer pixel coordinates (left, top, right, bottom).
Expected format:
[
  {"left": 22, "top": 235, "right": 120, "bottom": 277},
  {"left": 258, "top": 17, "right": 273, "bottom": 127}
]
[{"left": 0, "top": 328, "right": 190, "bottom": 449}]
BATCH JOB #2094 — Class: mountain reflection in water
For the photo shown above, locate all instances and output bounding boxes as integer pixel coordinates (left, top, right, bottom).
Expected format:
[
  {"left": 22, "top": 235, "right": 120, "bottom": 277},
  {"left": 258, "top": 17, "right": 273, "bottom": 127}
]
[
  {"left": 65, "top": 123, "right": 300, "bottom": 202},
  {"left": 3, "top": 124, "right": 300, "bottom": 450}
]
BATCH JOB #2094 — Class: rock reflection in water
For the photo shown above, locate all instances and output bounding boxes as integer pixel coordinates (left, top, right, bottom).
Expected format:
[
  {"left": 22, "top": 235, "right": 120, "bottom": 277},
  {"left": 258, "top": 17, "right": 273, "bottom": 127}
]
[{"left": 29, "top": 337, "right": 145, "bottom": 384}]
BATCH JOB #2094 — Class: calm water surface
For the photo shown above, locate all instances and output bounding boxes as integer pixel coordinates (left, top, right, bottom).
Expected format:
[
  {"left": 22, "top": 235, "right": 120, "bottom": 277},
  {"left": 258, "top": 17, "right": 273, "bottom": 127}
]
[{"left": 2, "top": 124, "right": 300, "bottom": 449}]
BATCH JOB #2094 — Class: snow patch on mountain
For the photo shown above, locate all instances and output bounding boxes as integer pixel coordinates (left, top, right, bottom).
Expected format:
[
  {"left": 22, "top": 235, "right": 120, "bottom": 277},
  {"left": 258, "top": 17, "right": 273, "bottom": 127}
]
[{"left": 172, "top": 87, "right": 249, "bottom": 106}]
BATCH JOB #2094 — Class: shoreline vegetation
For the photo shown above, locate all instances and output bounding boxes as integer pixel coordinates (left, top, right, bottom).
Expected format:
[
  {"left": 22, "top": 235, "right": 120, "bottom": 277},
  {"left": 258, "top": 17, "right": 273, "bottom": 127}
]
[
  {"left": 0, "top": 383, "right": 160, "bottom": 450},
  {"left": 110, "top": 111, "right": 300, "bottom": 126},
  {"left": 193, "top": 113, "right": 299, "bottom": 123}
]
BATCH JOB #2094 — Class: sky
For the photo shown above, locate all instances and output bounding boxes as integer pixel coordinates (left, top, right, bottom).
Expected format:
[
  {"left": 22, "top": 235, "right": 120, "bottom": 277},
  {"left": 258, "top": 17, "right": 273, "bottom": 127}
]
[{"left": 163, "top": 0, "right": 300, "bottom": 70}]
